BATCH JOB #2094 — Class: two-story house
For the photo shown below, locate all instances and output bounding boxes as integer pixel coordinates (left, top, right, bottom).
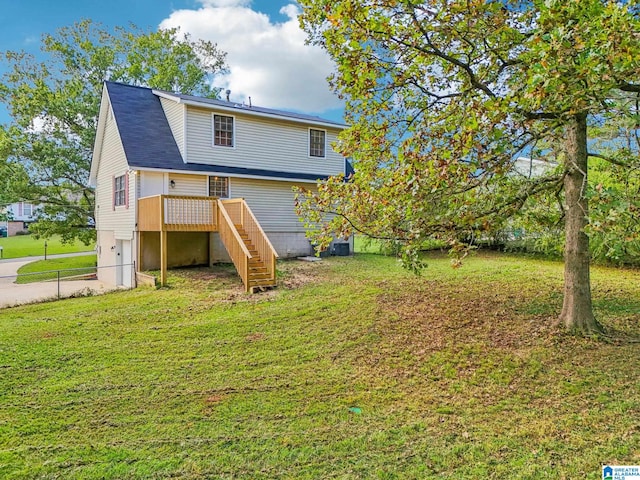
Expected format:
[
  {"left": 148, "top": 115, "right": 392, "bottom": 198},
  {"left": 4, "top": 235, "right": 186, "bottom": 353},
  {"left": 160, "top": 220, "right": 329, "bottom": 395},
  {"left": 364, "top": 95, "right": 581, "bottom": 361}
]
[
  {"left": 0, "top": 202, "right": 38, "bottom": 236},
  {"left": 90, "top": 82, "right": 349, "bottom": 291}
]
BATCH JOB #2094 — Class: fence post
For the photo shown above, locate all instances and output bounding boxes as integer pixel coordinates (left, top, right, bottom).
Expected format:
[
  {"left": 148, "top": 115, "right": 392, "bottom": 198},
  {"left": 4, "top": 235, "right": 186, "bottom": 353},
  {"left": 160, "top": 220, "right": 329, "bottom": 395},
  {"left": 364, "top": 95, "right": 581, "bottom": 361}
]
[{"left": 57, "top": 270, "right": 60, "bottom": 299}]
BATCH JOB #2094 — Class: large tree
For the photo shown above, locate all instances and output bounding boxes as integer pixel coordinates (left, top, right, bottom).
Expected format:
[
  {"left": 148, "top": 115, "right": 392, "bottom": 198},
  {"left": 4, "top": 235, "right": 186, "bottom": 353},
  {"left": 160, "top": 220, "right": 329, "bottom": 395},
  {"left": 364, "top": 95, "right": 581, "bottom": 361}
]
[
  {"left": 296, "top": 0, "right": 640, "bottom": 333},
  {"left": 0, "top": 20, "right": 226, "bottom": 244}
]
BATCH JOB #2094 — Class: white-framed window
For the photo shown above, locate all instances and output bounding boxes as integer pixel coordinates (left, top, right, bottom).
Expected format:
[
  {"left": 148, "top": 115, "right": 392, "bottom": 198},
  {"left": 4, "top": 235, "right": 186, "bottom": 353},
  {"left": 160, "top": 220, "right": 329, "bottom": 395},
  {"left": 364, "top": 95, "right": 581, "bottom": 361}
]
[
  {"left": 22, "top": 203, "right": 32, "bottom": 217},
  {"left": 309, "top": 128, "right": 326, "bottom": 158},
  {"left": 114, "top": 175, "right": 126, "bottom": 206},
  {"left": 209, "top": 176, "right": 229, "bottom": 198},
  {"left": 213, "top": 114, "right": 234, "bottom": 147}
]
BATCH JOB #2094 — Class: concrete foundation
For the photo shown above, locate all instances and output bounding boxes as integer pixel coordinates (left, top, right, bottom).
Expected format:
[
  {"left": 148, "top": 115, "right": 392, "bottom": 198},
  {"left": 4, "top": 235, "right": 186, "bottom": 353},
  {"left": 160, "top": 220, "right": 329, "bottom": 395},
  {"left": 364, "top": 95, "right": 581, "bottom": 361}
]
[{"left": 140, "top": 231, "right": 210, "bottom": 270}]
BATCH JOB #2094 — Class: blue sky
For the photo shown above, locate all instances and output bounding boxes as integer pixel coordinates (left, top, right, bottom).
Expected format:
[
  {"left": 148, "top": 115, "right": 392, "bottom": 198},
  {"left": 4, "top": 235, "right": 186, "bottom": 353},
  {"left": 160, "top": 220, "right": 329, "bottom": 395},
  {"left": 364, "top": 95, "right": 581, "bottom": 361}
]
[{"left": 0, "top": 0, "right": 343, "bottom": 124}]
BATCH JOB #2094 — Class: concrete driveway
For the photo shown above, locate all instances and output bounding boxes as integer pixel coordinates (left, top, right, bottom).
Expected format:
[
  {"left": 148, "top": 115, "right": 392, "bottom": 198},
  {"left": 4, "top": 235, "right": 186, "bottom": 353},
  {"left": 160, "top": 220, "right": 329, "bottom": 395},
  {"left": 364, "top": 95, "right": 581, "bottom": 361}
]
[
  {"left": 0, "top": 259, "right": 31, "bottom": 284},
  {"left": 0, "top": 252, "right": 114, "bottom": 309}
]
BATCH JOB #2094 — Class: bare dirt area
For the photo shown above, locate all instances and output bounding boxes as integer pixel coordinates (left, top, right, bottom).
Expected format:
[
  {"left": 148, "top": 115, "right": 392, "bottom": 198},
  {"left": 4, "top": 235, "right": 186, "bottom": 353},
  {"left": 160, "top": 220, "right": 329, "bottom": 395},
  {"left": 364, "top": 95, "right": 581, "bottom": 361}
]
[{"left": 164, "top": 258, "right": 331, "bottom": 305}]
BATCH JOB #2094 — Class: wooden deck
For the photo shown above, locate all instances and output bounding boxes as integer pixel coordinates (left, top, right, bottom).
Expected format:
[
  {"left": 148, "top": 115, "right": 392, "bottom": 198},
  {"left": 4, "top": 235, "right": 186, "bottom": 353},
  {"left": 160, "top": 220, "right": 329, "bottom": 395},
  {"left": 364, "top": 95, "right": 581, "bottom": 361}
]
[
  {"left": 137, "top": 195, "right": 277, "bottom": 292},
  {"left": 137, "top": 195, "right": 218, "bottom": 232}
]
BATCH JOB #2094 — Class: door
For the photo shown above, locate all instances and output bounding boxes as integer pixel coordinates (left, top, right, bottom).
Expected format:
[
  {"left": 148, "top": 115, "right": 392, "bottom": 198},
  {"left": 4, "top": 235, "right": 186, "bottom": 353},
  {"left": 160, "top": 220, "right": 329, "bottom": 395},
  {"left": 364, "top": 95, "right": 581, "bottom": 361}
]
[
  {"left": 115, "top": 240, "right": 123, "bottom": 286},
  {"left": 115, "top": 239, "right": 132, "bottom": 287},
  {"left": 122, "top": 240, "right": 132, "bottom": 288}
]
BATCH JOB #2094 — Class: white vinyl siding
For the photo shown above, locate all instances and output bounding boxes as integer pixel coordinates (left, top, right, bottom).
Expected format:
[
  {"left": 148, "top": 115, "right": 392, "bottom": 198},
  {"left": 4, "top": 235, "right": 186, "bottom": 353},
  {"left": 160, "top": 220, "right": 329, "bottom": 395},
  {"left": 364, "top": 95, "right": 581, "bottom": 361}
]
[
  {"left": 139, "top": 171, "right": 165, "bottom": 198},
  {"left": 160, "top": 97, "right": 185, "bottom": 159},
  {"left": 10, "top": 202, "right": 35, "bottom": 221},
  {"left": 185, "top": 106, "right": 344, "bottom": 177},
  {"left": 96, "top": 108, "right": 136, "bottom": 237},
  {"left": 94, "top": 105, "right": 136, "bottom": 236},
  {"left": 230, "top": 178, "right": 314, "bottom": 232},
  {"left": 168, "top": 173, "right": 208, "bottom": 196}
]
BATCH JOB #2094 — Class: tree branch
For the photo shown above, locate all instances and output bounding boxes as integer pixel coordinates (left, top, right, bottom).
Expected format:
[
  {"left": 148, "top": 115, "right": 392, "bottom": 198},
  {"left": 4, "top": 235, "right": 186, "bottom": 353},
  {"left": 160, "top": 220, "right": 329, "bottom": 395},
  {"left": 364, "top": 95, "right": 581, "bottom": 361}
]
[
  {"left": 587, "top": 151, "right": 628, "bottom": 167},
  {"left": 619, "top": 82, "right": 640, "bottom": 93},
  {"left": 403, "top": 7, "right": 497, "bottom": 99}
]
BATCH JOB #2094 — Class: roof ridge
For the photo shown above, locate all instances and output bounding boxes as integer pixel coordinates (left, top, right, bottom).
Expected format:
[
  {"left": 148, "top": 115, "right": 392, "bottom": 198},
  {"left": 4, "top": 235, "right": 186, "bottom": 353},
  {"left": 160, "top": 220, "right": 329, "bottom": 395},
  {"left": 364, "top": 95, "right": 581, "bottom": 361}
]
[
  {"left": 105, "top": 81, "right": 345, "bottom": 127},
  {"left": 105, "top": 80, "right": 153, "bottom": 90}
]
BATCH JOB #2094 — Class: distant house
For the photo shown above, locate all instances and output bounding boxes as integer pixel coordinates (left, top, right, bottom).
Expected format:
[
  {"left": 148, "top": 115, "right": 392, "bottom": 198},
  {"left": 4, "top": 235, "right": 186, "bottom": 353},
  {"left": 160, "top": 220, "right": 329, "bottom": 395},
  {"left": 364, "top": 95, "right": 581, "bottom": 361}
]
[
  {"left": 513, "top": 156, "right": 558, "bottom": 178},
  {"left": 0, "top": 202, "right": 38, "bottom": 236},
  {"left": 90, "top": 82, "right": 350, "bottom": 291}
]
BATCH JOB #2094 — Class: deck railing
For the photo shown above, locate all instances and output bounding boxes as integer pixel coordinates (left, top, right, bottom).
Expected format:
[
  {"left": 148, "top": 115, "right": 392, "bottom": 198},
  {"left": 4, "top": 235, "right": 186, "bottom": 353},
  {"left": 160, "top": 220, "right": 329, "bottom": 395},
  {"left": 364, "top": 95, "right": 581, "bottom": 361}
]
[
  {"left": 137, "top": 195, "right": 218, "bottom": 231},
  {"left": 137, "top": 196, "right": 163, "bottom": 231},
  {"left": 138, "top": 195, "right": 276, "bottom": 291},
  {"left": 217, "top": 202, "right": 252, "bottom": 290},
  {"left": 220, "top": 199, "right": 279, "bottom": 284}
]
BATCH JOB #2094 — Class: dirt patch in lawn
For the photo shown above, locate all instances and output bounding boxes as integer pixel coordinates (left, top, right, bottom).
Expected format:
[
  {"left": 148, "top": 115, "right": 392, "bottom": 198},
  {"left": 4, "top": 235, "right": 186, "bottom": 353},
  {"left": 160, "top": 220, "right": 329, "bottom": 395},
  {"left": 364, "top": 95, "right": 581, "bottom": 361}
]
[
  {"left": 279, "top": 258, "right": 331, "bottom": 290},
  {"left": 166, "top": 258, "right": 331, "bottom": 304}
]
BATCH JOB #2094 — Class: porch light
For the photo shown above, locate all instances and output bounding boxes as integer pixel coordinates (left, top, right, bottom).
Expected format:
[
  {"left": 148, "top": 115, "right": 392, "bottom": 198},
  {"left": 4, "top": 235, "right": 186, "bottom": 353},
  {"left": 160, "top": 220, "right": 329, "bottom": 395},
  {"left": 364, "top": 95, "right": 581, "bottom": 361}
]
[{"left": 170, "top": 180, "right": 176, "bottom": 189}]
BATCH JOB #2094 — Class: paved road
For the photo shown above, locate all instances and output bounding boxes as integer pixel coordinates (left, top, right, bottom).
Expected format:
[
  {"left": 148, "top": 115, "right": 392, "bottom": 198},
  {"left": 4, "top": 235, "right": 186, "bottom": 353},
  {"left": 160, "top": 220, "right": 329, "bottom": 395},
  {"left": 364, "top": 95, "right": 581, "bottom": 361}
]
[{"left": 0, "top": 251, "right": 114, "bottom": 309}]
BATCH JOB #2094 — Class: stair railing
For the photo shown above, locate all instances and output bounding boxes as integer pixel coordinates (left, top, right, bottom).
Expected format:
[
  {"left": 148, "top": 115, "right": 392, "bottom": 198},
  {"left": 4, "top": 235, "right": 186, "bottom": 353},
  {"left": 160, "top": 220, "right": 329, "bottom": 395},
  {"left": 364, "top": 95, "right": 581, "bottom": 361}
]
[
  {"left": 220, "top": 199, "right": 279, "bottom": 284},
  {"left": 217, "top": 201, "right": 252, "bottom": 291}
]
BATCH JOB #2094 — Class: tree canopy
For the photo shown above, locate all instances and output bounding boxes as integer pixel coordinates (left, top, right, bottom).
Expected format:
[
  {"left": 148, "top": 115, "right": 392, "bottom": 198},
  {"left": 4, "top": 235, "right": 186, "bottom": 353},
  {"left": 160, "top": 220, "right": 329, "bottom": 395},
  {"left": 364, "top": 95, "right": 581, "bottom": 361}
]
[
  {"left": 0, "top": 20, "right": 227, "bottom": 244},
  {"left": 296, "top": 0, "right": 640, "bottom": 333}
]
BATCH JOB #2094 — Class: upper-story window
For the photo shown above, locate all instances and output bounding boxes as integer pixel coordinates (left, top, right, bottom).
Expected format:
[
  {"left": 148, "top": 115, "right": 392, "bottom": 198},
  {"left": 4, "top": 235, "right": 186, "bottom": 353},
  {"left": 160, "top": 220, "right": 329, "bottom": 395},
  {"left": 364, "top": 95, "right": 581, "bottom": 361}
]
[
  {"left": 22, "top": 203, "right": 32, "bottom": 217},
  {"left": 16, "top": 202, "right": 33, "bottom": 218},
  {"left": 114, "top": 175, "right": 126, "bottom": 206},
  {"left": 309, "top": 129, "right": 326, "bottom": 158},
  {"left": 213, "top": 114, "right": 234, "bottom": 147},
  {"left": 209, "top": 176, "right": 229, "bottom": 198}
]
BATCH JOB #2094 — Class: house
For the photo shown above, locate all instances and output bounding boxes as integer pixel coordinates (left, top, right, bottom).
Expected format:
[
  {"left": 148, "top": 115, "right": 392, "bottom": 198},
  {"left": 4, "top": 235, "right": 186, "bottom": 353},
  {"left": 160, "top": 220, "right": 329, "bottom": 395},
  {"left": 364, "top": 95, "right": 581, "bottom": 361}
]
[
  {"left": 0, "top": 202, "right": 38, "bottom": 236},
  {"left": 512, "top": 156, "right": 558, "bottom": 178},
  {"left": 90, "top": 81, "right": 350, "bottom": 291}
]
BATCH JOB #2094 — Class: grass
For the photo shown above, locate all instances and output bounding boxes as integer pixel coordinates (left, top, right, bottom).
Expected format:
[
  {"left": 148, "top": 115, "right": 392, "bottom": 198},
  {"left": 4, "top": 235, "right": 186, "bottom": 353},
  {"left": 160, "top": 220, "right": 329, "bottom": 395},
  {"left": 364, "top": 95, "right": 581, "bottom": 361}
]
[
  {"left": 353, "top": 234, "right": 447, "bottom": 254},
  {"left": 15, "top": 255, "right": 97, "bottom": 284},
  {"left": 0, "top": 235, "right": 94, "bottom": 259},
  {"left": 1, "top": 251, "right": 639, "bottom": 478}
]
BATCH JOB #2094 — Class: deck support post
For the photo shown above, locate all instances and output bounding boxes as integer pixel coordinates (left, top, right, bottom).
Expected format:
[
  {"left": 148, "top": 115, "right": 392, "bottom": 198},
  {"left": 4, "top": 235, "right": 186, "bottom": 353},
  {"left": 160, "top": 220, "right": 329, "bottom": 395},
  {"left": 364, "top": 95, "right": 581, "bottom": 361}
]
[
  {"left": 160, "top": 230, "right": 167, "bottom": 286},
  {"left": 136, "top": 232, "right": 142, "bottom": 272},
  {"left": 208, "top": 232, "right": 215, "bottom": 267}
]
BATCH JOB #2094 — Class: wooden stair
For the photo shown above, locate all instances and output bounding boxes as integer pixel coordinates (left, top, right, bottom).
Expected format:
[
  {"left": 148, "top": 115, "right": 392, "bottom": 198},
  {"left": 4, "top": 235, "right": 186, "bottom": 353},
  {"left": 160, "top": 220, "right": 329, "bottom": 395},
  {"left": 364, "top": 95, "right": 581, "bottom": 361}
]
[
  {"left": 217, "top": 199, "right": 278, "bottom": 293},
  {"left": 235, "top": 225, "right": 277, "bottom": 292}
]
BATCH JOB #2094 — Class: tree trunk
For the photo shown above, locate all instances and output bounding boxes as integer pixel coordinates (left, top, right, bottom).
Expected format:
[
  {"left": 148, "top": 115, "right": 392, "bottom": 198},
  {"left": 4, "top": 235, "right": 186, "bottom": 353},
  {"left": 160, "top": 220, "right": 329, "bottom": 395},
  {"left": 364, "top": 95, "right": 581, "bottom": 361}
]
[{"left": 558, "top": 113, "right": 603, "bottom": 333}]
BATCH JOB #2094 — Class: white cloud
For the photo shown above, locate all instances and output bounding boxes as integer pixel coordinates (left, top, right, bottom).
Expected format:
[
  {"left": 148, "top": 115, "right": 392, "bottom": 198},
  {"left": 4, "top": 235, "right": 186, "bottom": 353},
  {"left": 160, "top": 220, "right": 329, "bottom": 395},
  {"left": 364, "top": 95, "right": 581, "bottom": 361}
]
[
  {"left": 198, "top": 0, "right": 251, "bottom": 6},
  {"left": 159, "top": 1, "right": 342, "bottom": 115}
]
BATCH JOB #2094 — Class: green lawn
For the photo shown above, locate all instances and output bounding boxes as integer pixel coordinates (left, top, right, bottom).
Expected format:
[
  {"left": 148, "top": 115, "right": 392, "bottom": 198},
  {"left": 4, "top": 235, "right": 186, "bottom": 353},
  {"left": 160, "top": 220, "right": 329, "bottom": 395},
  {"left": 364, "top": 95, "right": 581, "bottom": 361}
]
[
  {"left": 1, "top": 252, "right": 639, "bottom": 479},
  {"left": 0, "top": 235, "right": 94, "bottom": 259},
  {"left": 15, "top": 255, "right": 97, "bottom": 284}
]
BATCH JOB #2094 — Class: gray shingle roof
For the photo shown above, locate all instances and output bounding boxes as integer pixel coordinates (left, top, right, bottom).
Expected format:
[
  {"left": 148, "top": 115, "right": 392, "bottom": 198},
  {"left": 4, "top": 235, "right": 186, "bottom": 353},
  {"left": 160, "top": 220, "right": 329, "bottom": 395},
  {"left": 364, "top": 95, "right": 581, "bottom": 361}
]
[
  {"left": 106, "top": 82, "right": 184, "bottom": 171},
  {"left": 162, "top": 89, "right": 346, "bottom": 128},
  {"left": 105, "top": 81, "right": 341, "bottom": 181}
]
